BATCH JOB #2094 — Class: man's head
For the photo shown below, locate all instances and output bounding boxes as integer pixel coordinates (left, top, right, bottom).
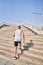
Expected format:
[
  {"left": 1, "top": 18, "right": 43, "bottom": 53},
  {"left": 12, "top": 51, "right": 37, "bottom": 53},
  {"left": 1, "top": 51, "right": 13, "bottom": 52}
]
[{"left": 18, "top": 26, "right": 21, "bottom": 29}]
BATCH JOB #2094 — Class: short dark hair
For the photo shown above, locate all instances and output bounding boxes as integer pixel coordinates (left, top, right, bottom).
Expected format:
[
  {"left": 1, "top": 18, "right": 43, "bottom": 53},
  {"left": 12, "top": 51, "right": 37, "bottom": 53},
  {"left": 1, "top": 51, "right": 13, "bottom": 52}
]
[{"left": 18, "top": 26, "right": 21, "bottom": 29}]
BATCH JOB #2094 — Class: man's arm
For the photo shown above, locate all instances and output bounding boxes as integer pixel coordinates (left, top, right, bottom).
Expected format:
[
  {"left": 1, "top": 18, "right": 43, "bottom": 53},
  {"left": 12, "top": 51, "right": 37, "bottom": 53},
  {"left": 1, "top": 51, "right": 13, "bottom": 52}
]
[
  {"left": 13, "top": 32, "right": 15, "bottom": 37},
  {"left": 22, "top": 30, "right": 25, "bottom": 42}
]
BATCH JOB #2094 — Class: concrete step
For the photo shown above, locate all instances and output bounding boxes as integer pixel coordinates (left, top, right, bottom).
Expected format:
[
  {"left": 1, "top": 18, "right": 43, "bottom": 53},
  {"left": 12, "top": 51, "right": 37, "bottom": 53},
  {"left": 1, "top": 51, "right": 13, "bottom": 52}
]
[
  {"left": 0, "top": 37, "right": 13, "bottom": 41},
  {"left": 0, "top": 48, "right": 13, "bottom": 56},
  {"left": 0, "top": 36, "right": 43, "bottom": 41},
  {"left": 19, "top": 52, "right": 43, "bottom": 65},
  {"left": 0, "top": 47, "right": 43, "bottom": 65},
  {"left": 0, "top": 39, "right": 13, "bottom": 43},
  {"left": 34, "top": 43, "right": 43, "bottom": 46},
  {"left": 32, "top": 40, "right": 43, "bottom": 43},
  {"left": 24, "top": 32, "right": 35, "bottom": 35},
  {"left": 21, "top": 52, "right": 43, "bottom": 65},
  {"left": 0, "top": 38, "right": 43, "bottom": 46},
  {"left": 23, "top": 50, "right": 43, "bottom": 61},
  {"left": 0, "top": 37, "right": 43, "bottom": 43},
  {"left": 0, "top": 25, "right": 43, "bottom": 65},
  {"left": 0, "top": 33, "right": 13, "bottom": 37},
  {"left": 29, "top": 48, "right": 43, "bottom": 55},
  {"left": 0, "top": 43, "right": 24, "bottom": 53},
  {"left": 0, "top": 54, "right": 34, "bottom": 65},
  {"left": 25, "top": 35, "right": 43, "bottom": 38},
  {"left": 25, "top": 38, "right": 43, "bottom": 42},
  {"left": 26, "top": 34, "right": 43, "bottom": 39},
  {"left": 0, "top": 42, "right": 14, "bottom": 47},
  {"left": 0, "top": 52, "right": 27, "bottom": 65},
  {"left": 0, "top": 46, "right": 43, "bottom": 57},
  {"left": 0, "top": 44, "right": 12, "bottom": 49},
  {"left": 25, "top": 41, "right": 43, "bottom": 44},
  {"left": 0, "top": 37, "right": 13, "bottom": 40},
  {"left": 25, "top": 38, "right": 43, "bottom": 41},
  {"left": 32, "top": 46, "right": 43, "bottom": 50},
  {"left": 0, "top": 43, "right": 43, "bottom": 62}
]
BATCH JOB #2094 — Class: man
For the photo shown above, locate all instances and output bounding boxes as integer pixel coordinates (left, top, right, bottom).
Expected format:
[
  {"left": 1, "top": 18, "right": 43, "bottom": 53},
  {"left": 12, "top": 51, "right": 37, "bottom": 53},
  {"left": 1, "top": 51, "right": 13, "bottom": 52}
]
[{"left": 13, "top": 26, "right": 25, "bottom": 59}]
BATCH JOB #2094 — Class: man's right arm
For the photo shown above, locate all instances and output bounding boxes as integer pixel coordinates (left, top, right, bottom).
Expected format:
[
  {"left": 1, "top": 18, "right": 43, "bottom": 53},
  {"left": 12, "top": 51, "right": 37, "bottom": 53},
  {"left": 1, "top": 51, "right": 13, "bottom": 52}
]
[
  {"left": 22, "top": 30, "right": 25, "bottom": 42},
  {"left": 13, "top": 32, "right": 15, "bottom": 37}
]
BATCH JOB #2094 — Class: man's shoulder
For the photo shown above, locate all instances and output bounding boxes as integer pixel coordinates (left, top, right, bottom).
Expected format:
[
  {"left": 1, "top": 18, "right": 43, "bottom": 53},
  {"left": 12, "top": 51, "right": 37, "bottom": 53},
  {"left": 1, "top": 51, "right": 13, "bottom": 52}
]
[
  {"left": 15, "top": 29, "right": 18, "bottom": 31},
  {"left": 15, "top": 29, "right": 23, "bottom": 32}
]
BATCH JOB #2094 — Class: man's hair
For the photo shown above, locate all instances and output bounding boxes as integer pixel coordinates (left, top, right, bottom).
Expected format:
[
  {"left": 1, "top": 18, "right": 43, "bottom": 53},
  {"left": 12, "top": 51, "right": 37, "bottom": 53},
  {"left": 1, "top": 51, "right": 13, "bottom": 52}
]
[{"left": 18, "top": 26, "right": 21, "bottom": 29}]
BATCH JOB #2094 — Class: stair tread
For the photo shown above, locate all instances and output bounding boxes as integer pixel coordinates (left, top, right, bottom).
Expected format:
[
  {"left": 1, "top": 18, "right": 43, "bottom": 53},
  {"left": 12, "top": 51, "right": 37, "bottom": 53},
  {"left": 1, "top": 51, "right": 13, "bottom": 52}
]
[
  {"left": 30, "top": 47, "right": 43, "bottom": 50},
  {"left": 23, "top": 51, "right": 43, "bottom": 60},
  {"left": 0, "top": 52, "right": 34, "bottom": 65},
  {"left": 0, "top": 25, "right": 43, "bottom": 65}
]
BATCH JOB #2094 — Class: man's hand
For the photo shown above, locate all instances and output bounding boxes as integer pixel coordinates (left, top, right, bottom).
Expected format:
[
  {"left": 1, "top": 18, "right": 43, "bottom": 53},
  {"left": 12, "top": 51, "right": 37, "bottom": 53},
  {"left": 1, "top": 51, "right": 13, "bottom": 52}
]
[
  {"left": 13, "top": 32, "right": 15, "bottom": 37},
  {"left": 13, "top": 35, "right": 15, "bottom": 37}
]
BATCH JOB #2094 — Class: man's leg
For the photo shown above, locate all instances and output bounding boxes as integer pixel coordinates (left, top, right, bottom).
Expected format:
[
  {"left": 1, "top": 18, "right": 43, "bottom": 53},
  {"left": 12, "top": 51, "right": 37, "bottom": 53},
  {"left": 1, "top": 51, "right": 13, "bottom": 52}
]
[
  {"left": 14, "top": 46, "right": 17, "bottom": 56},
  {"left": 19, "top": 42, "right": 21, "bottom": 49},
  {"left": 13, "top": 42, "right": 18, "bottom": 59},
  {"left": 19, "top": 42, "right": 23, "bottom": 54}
]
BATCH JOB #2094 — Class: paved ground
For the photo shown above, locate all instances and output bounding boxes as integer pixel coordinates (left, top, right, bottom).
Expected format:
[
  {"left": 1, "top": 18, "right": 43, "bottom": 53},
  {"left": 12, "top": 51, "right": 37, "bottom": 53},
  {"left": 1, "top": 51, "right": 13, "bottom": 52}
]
[
  {"left": 0, "top": 57, "right": 34, "bottom": 65},
  {"left": 0, "top": 57, "right": 14, "bottom": 65}
]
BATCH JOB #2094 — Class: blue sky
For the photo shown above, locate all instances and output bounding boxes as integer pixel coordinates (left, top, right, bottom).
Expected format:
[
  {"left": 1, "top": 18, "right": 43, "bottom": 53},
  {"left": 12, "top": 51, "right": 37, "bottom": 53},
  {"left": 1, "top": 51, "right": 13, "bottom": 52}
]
[{"left": 0, "top": 0, "right": 43, "bottom": 27}]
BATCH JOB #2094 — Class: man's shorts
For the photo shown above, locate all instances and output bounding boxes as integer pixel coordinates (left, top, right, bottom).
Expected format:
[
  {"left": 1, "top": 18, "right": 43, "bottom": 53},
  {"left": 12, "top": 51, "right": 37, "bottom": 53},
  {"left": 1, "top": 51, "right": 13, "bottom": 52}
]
[{"left": 14, "top": 41, "right": 21, "bottom": 47}]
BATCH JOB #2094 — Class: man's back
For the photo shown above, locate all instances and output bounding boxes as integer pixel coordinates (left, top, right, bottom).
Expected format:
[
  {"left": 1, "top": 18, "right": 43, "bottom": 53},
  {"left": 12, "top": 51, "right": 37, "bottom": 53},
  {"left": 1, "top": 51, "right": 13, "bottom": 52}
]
[{"left": 14, "top": 29, "right": 22, "bottom": 41}]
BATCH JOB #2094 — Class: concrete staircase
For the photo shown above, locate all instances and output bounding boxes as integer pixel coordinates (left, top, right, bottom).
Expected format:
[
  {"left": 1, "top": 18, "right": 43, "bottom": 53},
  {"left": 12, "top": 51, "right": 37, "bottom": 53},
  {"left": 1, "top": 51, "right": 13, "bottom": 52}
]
[{"left": 0, "top": 25, "right": 43, "bottom": 65}]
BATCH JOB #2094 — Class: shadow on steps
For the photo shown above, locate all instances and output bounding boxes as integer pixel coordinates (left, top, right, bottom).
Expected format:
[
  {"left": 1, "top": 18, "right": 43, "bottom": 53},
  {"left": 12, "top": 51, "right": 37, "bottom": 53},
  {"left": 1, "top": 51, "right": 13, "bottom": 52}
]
[
  {"left": 18, "top": 40, "right": 34, "bottom": 56},
  {"left": 23, "top": 40, "right": 34, "bottom": 50}
]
